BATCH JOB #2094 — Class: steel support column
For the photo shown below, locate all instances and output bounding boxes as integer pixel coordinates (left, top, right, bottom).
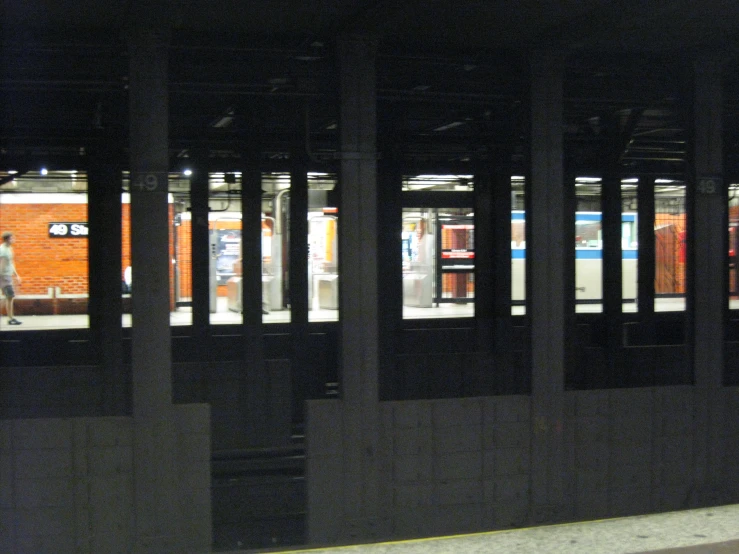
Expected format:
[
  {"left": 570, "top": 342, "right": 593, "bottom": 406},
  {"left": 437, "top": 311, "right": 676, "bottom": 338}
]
[
  {"left": 529, "top": 50, "right": 568, "bottom": 522},
  {"left": 690, "top": 56, "right": 726, "bottom": 506},
  {"left": 87, "top": 139, "right": 124, "bottom": 415},
  {"left": 337, "top": 34, "right": 381, "bottom": 540},
  {"left": 189, "top": 159, "right": 210, "bottom": 336},
  {"left": 127, "top": 23, "right": 183, "bottom": 552}
]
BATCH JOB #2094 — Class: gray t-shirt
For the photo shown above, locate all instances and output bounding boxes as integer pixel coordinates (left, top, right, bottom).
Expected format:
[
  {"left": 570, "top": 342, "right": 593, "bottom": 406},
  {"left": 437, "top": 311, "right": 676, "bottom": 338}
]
[{"left": 0, "top": 242, "right": 15, "bottom": 277}]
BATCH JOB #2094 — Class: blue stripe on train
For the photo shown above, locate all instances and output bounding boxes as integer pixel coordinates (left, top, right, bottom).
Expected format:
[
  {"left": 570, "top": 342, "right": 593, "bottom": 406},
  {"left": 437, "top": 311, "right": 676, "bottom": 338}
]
[{"left": 512, "top": 249, "right": 638, "bottom": 259}]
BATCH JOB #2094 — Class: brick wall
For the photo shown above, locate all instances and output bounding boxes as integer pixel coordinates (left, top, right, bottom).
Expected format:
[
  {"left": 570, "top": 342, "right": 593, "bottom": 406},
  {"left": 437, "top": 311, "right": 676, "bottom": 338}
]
[
  {"left": 0, "top": 203, "right": 88, "bottom": 295},
  {"left": 0, "top": 198, "right": 176, "bottom": 311}
]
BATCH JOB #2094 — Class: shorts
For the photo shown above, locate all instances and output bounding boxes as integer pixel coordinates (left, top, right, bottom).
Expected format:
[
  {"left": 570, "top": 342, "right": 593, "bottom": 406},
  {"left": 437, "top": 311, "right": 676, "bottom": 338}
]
[{"left": 1, "top": 280, "right": 15, "bottom": 299}]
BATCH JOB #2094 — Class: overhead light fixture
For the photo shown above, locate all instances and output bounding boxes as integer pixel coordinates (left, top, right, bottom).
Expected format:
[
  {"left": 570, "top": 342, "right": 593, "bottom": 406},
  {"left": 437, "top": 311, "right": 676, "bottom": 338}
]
[
  {"left": 41, "top": 168, "right": 49, "bottom": 175},
  {"left": 212, "top": 116, "right": 233, "bottom": 128},
  {"left": 433, "top": 121, "right": 465, "bottom": 132},
  {"left": 211, "top": 107, "right": 234, "bottom": 129},
  {"left": 184, "top": 169, "right": 193, "bottom": 176}
]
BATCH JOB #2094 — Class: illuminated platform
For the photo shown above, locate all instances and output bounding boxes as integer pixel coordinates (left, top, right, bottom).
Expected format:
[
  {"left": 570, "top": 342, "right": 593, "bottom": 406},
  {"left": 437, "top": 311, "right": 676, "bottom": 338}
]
[
  {"left": 226, "top": 505, "right": 739, "bottom": 554},
  {"left": 0, "top": 297, "right": 717, "bottom": 331}
]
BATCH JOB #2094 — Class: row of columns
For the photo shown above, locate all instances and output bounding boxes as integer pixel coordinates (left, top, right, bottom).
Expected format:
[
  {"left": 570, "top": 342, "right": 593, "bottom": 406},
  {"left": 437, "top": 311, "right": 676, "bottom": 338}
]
[
  {"left": 116, "top": 27, "right": 726, "bottom": 545},
  {"left": 329, "top": 42, "right": 728, "bottom": 534}
]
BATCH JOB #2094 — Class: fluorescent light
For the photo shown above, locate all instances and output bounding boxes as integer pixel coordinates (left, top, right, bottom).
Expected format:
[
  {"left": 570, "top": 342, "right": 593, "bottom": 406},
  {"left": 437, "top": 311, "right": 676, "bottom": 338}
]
[
  {"left": 212, "top": 116, "right": 233, "bottom": 128},
  {"left": 433, "top": 121, "right": 465, "bottom": 132}
]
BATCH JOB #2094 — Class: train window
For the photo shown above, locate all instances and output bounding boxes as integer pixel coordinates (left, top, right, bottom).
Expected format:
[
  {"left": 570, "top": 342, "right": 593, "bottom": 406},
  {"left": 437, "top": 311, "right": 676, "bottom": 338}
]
[
  {"left": 308, "top": 173, "right": 339, "bottom": 322},
  {"left": 202, "top": 172, "right": 289, "bottom": 325},
  {"left": 146, "top": 171, "right": 339, "bottom": 327},
  {"left": 402, "top": 174, "right": 473, "bottom": 191},
  {"left": 260, "top": 173, "right": 291, "bottom": 323},
  {"left": 0, "top": 170, "right": 90, "bottom": 330},
  {"left": 622, "top": 179, "right": 638, "bottom": 312},
  {"left": 402, "top": 207, "right": 475, "bottom": 319},
  {"left": 204, "top": 172, "right": 251, "bottom": 325},
  {"left": 512, "top": 176, "right": 525, "bottom": 315},
  {"left": 654, "top": 180, "right": 686, "bottom": 312},
  {"left": 729, "top": 183, "right": 739, "bottom": 309},
  {"left": 121, "top": 189, "right": 132, "bottom": 327},
  {"left": 575, "top": 177, "right": 603, "bottom": 312}
]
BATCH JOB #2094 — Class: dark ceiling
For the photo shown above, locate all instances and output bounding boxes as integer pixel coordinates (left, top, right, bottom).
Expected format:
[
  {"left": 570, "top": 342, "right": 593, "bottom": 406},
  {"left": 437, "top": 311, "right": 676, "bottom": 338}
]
[
  {"left": 2, "top": 1, "right": 739, "bottom": 176},
  {"left": 5, "top": 0, "right": 739, "bottom": 53}
]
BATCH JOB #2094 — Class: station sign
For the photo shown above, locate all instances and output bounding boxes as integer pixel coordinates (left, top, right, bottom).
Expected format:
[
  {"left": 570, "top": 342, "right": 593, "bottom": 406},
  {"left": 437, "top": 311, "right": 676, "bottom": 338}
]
[
  {"left": 697, "top": 176, "right": 722, "bottom": 195},
  {"left": 48, "top": 222, "right": 89, "bottom": 238}
]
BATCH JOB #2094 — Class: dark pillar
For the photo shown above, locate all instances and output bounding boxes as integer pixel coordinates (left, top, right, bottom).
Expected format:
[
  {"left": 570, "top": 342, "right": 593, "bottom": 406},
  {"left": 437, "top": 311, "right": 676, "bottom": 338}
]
[
  {"left": 129, "top": 27, "right": 172, "bottom": 415},
  {"left": 637, "top": 175, "right": 656, "bottom": 327},
  {"left": 289, "top": 155, "right": 310, "bottom": 442},
  {"left": 690, "top": 56, "right": 726, "bottom": 505},
  {"left": 240, "top": 166, "right": 285, "bottom": 446},
  {"left": 377, "top": 159, "right": 402, "bottom": 400},
  {"left": 493, "top": 147, "right": 515, "bottom": 392},
  {"left": 474, "top": 149, "right": 513, "bottom": 394},
  {"left": 601, "top": 133, "right": 624, "bottom": 384},
  {"left": 189, "top": 159, "right": 210, "bottom": 337},
  {"left": 337, "top": 34, "right": 381, "bottom": 539},
  {"left": 87, "top": 140, "right": 124, "bottom": 415},
  {"left": 127, "top": 24, "right": 183, "bottom": 551},
  {"left": 474, "top": 163, "right": 495, "bottom": 352},
  {"left": 529, "top": 50, "right": 568, "bottom": 522}
]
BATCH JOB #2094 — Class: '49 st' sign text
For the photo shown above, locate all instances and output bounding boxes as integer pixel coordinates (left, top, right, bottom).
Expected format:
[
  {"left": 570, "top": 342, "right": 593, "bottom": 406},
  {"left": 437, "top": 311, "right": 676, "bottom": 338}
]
[{"left": 48, "top": 222, "right": 89, "bottom": 238}]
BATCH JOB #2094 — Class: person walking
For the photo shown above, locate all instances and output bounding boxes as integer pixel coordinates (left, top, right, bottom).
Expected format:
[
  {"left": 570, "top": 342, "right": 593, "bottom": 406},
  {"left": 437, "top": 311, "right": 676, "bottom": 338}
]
[{"left": 0, "top": 231, "right": 22, "bottom": 325}]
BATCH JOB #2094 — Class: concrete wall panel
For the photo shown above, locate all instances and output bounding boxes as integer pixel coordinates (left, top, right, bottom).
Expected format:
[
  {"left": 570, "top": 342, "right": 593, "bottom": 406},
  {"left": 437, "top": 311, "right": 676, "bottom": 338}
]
[
  {"left": 308, "top": 389, "right": 739, "bottom": 543},
  {"left": 1, "top": 406, "right": 210, "bottom": 554}
]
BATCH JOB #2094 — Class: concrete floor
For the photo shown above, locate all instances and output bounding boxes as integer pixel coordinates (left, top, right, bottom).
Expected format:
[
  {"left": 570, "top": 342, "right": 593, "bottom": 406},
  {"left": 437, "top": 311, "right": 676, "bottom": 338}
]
[{"left": 230, "top": 504, "right": 739, "bottom": 554}]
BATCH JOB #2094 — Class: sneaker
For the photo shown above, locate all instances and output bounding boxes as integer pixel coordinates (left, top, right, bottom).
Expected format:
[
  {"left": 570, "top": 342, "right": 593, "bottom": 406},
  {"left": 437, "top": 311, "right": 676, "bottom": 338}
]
[{"left": 8, "top": 318, "right": 22, "bottom": 325}]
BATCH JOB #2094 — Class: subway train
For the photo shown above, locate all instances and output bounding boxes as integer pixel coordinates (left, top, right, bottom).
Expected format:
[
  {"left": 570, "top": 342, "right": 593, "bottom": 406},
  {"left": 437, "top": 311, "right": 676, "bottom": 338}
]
[{"left": 403, "top": 210, "right": 684, "bottom": 306}]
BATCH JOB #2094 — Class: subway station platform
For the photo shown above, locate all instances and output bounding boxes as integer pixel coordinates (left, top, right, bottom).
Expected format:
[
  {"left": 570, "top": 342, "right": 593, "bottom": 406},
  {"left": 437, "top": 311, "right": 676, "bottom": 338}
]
[{"left": 230, "top": 504, "right": 739, "bottom": 554}]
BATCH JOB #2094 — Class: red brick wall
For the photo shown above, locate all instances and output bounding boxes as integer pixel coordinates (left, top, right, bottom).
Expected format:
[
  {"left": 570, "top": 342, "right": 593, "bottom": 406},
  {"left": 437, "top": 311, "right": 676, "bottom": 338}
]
[
  {"left": 1, "top": 198, "right": 175, "bottom": 310},
  {"left": 122, "top": 201, "right": 176, "bottom": 308},
  {"left": 0, "top": 202, "right": 88, "bottom": 295}
]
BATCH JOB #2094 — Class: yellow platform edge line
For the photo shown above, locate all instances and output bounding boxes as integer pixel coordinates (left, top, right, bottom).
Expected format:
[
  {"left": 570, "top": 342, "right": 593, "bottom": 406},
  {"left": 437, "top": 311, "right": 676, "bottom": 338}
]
[{"left": 267, "top": 512, "right": 644, "bottom": 553}]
